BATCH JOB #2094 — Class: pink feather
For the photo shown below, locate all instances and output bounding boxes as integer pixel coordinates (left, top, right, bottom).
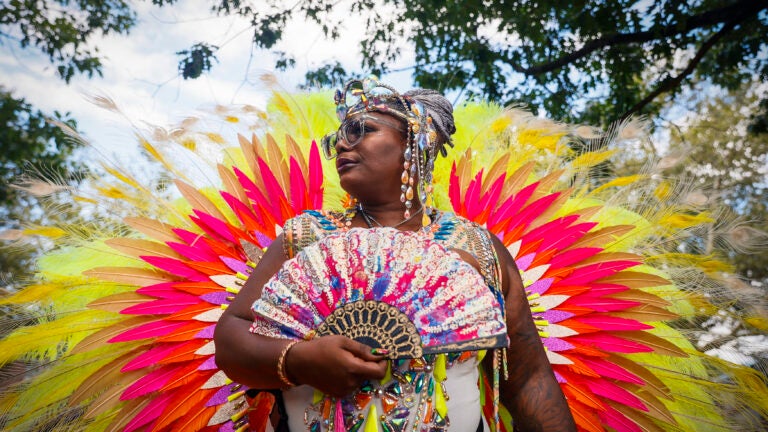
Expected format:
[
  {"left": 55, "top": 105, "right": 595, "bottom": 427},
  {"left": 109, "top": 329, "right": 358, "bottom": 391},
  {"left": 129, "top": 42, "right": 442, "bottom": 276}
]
[
  {"left": 539, "top": 222, "right": 598, "bottom": 253},
  {"left": 171, "top": 228, "right": 210, "bottom": 248},
  {"left": 308, "top": 142, "right": 324, "bottom": 209},
  {"left": 573, "top": 315, "right": 652, "bottom": 331},
  {"left": 503, "top": 192, "right": 561, "bottom": 234},
  {"left": 123, "top": 391, "right": 173, "bottom": 432},
  {"left": 122, "top": 343, "right": 179, "bottom": 372},
  {"left": 121, "top": 296, "right": 201, "bottom": 315},
  {"left": 597, "top": 405, "right": 642, "bottom": 432},
  {"left": 448, "top": 163, "right": 461, "bottom": 213},
  {"left": 521, "top": 215, "right": 580, "bottom": 246},
  {"left": 548, "top": 247, "right": 604, "bottom": 270},
  {"left": 140, "top": 256, "right": 209, "bottom": 281},
  {"left": 109, "top": 320, "right": 188, "bottom": 343},
  {"left": 579, "top": 357, "right": 644, "bottom": 385},
  {"left": 586, "top": 379, "right": 647, "bottom": 411},
  {"left": 167, "top": 240, "right": 219, "bottom": 262},
  {"left": 557, "top": 261, "right": 639, "bottom": 286},
  {"left": 487, "top": 182, "right": 538, "bottom": 229},
  {"left": 289, "top": 156, "right": 308, "bottom": 213},
  {"left": 136, "top": 282, "right": 179, "bottom": 298},
  {"left": 257, "top": 157, "right": 289, "bottom": 221},
  {"left": 463, "top": 170, "right": 484, "bottom": 220},
  {"left": 220, "top": 191, "right": 264, "bottom": 232},
  {"left": 569, "top": 333, "right": 653, "bottom": 354},
  {"left": 192, "top": 210, "right": 237, "bottom": 243},
  {"left": 563, "top": 295, "right": 641, "bottom": 312},
  {"left": 120, "top": 365, "right": 177, "bottom": 400}
]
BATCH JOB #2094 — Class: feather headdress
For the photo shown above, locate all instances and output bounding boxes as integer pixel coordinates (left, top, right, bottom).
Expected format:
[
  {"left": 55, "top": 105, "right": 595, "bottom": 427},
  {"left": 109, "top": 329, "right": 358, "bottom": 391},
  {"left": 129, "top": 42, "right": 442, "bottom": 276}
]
[{"left": 1, "top": 79, "right": 766, "bottom": 431}]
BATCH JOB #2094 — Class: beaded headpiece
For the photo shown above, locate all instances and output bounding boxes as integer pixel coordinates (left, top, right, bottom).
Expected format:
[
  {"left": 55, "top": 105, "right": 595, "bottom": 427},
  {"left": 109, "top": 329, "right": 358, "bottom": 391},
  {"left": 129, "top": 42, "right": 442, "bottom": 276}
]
[{"left": 330, "top": 76, "right": 446, "bottom": 226}]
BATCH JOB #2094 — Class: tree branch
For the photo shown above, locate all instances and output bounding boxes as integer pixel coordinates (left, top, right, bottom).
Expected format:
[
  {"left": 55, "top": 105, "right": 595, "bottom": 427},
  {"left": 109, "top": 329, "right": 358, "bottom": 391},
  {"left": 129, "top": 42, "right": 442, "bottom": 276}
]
[
  {"left": 619, "top": 19, "right": 737, "bottom": 120},
  {"left": 506, "top": 0, "right": 768, "bottom": 75}
]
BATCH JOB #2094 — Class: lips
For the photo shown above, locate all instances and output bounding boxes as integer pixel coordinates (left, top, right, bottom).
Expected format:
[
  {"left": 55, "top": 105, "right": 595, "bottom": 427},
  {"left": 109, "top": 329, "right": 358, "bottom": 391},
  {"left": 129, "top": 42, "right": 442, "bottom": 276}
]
[{"left": 336, "top": 157, "right": 358, "bottom": 172}]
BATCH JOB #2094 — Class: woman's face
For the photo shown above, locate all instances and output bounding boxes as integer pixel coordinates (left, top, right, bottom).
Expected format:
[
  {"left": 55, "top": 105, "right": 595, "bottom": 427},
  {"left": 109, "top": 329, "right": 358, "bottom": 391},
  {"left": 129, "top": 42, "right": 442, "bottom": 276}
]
[{"left": 333, "top": 112, "right": 408, "bottom": 203}]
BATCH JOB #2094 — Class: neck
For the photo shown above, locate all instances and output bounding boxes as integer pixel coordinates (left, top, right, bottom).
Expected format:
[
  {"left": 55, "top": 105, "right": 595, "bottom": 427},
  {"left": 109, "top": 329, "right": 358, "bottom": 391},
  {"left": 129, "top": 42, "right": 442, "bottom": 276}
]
[{"left": 357, "top": 202, "right": 426, "bottom": 230}]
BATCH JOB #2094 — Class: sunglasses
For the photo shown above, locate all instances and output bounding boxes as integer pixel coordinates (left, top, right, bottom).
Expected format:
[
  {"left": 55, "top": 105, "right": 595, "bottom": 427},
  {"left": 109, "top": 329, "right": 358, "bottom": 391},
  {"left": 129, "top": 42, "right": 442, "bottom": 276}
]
[{"left": 320, "top": 115, "right": 406, "bottom": 159}]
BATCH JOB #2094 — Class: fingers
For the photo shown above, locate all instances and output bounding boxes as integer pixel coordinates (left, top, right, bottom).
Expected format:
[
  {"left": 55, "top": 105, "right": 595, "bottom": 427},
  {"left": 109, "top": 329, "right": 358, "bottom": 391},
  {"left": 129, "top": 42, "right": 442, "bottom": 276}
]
[{"left": 340, "top": 338, "right": 388, "bottom": 380}]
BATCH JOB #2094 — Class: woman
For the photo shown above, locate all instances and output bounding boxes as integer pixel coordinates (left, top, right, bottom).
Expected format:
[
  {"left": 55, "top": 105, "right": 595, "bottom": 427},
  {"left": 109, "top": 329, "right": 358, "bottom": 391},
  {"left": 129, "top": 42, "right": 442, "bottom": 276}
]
[{"left": 214, "top": 78, "right": 576, "bottom": 431}]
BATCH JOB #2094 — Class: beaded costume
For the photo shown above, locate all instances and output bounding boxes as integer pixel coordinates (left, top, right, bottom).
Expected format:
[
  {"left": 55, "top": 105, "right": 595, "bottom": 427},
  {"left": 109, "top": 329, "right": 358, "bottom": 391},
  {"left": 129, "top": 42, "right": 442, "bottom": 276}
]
[{"left": 1, "top": 82, "right": 767, "bottom": 432}]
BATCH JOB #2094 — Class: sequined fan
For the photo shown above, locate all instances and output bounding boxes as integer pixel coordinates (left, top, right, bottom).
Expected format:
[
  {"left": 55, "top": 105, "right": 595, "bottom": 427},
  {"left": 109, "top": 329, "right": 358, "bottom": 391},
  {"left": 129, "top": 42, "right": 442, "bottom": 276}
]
[{"left": 251, "top": 227, "right": 508, "bottom": 358}]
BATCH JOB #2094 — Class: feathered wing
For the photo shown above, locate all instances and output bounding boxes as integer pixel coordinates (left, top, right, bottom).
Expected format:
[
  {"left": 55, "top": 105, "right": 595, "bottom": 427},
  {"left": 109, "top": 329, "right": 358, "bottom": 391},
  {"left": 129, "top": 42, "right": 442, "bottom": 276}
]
[{"left": 1, "top": 86, "right": 766, "bottom": 432}]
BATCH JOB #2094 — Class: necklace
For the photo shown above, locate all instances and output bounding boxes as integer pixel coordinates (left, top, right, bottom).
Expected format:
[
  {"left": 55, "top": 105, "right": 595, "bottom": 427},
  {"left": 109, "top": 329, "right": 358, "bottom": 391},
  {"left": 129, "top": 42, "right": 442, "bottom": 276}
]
[{"left": 358, "top": 205, "right": 424, "bottom": 229}]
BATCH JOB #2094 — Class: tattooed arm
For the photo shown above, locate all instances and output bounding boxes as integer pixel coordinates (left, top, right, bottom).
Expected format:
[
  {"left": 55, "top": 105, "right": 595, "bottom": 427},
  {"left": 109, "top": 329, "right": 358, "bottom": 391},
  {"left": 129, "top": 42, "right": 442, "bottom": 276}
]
[{"left": 488, "top": 234, "right": 576, "bottom": 431}]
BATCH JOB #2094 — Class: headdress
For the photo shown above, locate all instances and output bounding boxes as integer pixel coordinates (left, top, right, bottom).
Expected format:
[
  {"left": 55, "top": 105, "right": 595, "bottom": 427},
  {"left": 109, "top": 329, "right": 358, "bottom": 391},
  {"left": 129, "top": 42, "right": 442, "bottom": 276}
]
[{"left": 328, "top": 76, "right": 453, "bottom": 226}]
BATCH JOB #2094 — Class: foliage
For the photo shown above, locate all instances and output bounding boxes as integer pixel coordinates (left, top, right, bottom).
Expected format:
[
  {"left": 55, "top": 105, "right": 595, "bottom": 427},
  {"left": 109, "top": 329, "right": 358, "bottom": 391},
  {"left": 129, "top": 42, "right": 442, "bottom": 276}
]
[
  {"left": 667, "top": 85, "right": 768, "bottom": 282},
  {"left": 0, "top": 0, "right": 136, "bottom": 82},
  {"left": 176, "top": 42, "right": 219, "bottom": 79},
  {"left": 196, "top": 0, "right": 768, "bottom": 125},
  {"left": 3, "top": 1, "right": 765, "bottom": 126},
  {"left": 0, "top": 89, "right": 81, "bottom": 289}
]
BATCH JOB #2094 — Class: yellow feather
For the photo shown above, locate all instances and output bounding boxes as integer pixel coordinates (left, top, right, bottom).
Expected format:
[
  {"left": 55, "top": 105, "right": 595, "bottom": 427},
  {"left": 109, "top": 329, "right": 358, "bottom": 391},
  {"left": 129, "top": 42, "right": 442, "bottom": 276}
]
[{"left": 22, "top": 226, "right": 67, "bottom": 238}]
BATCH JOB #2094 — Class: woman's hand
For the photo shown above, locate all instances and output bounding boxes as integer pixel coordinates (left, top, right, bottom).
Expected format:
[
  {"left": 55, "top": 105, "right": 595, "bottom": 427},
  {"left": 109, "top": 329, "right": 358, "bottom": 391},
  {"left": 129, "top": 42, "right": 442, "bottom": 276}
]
[{"left": 286, "top": 335, "right": 388, "bottom": 397}]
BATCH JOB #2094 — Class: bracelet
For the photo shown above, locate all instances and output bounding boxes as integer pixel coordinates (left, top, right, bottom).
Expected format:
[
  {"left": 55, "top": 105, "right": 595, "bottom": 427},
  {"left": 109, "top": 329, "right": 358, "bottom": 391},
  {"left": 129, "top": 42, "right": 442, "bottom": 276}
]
[{"left": 276, "top": 340, "right": 301, "bottom": 388}]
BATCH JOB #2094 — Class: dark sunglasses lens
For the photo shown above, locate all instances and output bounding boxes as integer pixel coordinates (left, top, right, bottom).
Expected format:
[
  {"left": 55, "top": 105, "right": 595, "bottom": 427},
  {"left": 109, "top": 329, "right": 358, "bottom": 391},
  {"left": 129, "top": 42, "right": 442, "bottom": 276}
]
[{"left": 320, "top": 133, "right": 338, "bottom": 159}]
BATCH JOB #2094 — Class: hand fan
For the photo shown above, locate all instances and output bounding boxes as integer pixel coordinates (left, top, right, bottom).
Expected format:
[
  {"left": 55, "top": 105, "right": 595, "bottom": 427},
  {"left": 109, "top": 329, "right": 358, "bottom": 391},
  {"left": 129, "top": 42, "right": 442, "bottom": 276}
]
[{"left": 250, "top": 227, "right": 508, "bottom": 358}]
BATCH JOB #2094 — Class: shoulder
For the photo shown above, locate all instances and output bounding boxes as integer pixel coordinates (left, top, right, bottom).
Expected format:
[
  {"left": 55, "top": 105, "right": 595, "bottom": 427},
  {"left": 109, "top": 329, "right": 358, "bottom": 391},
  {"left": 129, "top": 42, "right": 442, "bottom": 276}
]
[{"left": 283, "top": 210, "right": 344, "bottom": 258}]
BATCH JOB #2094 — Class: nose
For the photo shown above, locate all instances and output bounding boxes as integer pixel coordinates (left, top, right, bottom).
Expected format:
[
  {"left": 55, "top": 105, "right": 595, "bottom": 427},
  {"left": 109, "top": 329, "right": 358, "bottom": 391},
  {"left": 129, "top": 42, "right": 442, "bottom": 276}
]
[{"left": 334, "top": 134, "right": 352, "bottom": 154}]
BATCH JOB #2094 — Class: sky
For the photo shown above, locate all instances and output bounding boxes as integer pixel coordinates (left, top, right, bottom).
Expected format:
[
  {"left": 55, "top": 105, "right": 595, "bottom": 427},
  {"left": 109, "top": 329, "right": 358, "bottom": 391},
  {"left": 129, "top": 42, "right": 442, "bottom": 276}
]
[{"left": 0, "top": 1, "right": 415, "bottom": 165}]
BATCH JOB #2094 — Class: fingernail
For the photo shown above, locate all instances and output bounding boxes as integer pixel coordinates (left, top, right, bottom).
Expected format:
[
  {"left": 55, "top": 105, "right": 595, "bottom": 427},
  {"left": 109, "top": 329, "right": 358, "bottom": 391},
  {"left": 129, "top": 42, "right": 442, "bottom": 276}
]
[{"left": 371, "top": 348, "right": 389, "bottom": 355}]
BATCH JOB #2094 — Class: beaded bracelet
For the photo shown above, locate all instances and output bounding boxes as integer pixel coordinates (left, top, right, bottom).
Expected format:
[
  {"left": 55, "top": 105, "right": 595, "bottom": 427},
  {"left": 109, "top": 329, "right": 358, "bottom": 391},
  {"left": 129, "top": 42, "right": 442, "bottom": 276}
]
[{"left": 277, "top": 340, "right": 301, "bottom": 388}]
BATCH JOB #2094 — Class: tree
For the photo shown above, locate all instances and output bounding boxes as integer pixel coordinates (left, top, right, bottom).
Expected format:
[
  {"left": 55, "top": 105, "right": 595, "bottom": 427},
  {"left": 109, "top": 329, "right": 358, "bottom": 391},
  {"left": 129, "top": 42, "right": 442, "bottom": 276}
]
[
  {"left": 4, "top": 1, "right": 765, "bottom": 125},
  {"left": 193, "top": 0, "right": 768, "bottom": 125},
  {"left": 0, "top": 89, "right": 80, "bottom": 289},
  {"left": 0, "top": 0, "right": 140, "bottom": 82}
]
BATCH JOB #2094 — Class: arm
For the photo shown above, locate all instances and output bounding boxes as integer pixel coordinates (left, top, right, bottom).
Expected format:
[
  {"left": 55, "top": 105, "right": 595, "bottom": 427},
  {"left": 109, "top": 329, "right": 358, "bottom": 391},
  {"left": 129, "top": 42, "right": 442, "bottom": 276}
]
[
  {"left": 487, "top": 234, "right": 576, "bottom": 431},
  {"left": 213, "top": 234, "right": 387, "bottom": 396}
]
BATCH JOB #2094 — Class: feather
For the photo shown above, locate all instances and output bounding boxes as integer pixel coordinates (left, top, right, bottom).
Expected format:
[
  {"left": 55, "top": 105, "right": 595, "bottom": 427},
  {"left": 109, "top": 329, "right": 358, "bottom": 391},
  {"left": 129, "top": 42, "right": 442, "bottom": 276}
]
[
  {"left": 566, "top": 225, "right": 635, "bottom": 250},
  {"left": 605, "top": 401, "right": 668, "bottom": 432},
  {"left": 124, "top": 217, "right": 180, "bottom": 244},
  {"left": 88, "top": 292, "right": 154, "bottom": 313},
  {"left": 308, "top": 141, "right": 324, "bottom": 209},
  {"left": 558, "top": 261, "right": 640, "bottom": 286},
  {"left": 152, "top": 379, "right": 216, "bottom": 430},
  {"left": 186, "top": 260, "right": 232, "bottom": 276},
  {"left": 289, "top": 156, "right": 309, "bottom": 212},
  {"left": 217, "top": 163, "right": 250, "bottom": 204},
  {"left": 106, "top": 238, "right": 181, "bottom": 260},
  {"left": 109, "top": 320, "right": 189, "bottom": 343},
  {"left": 121, "top": 296, "right": 201, "bottom": 315},
  {"left": 69, "top": 350, "right": 134, "bottom": 405},
  {"left": 500, "top": 161, "right": 535, "bottom": 202},
  {"left": 84, "top": 266, "right": 178, "bottom": 286},
  {"left": 175, "top": 179, "right": 228, "bottom": 222},
  {"left": 103, "top": 398, "right": 149, "bottom": 432},
  {"left": 617, "top": 331, "right": 687, "bottom": 357},
  {"left": 122, "top": 343, "right": 180, "bottom": 372},
  {"left": 597, "top": 404, "right": 643, "bottom": 432},
  {"left": 597, "top": 271, "right": 671, "bottom": 289},
  {"left": 120, "top": 365, "right": 178, "bottom": 400},
  {"left": 122, "top": 391, "right": 173, "bottom": 432},
  {"left": 265, "top": 134, "right": 290, "bottom": 192},
  {"left": 71, "top": 316, "right": 154, "bottom": 355}
]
